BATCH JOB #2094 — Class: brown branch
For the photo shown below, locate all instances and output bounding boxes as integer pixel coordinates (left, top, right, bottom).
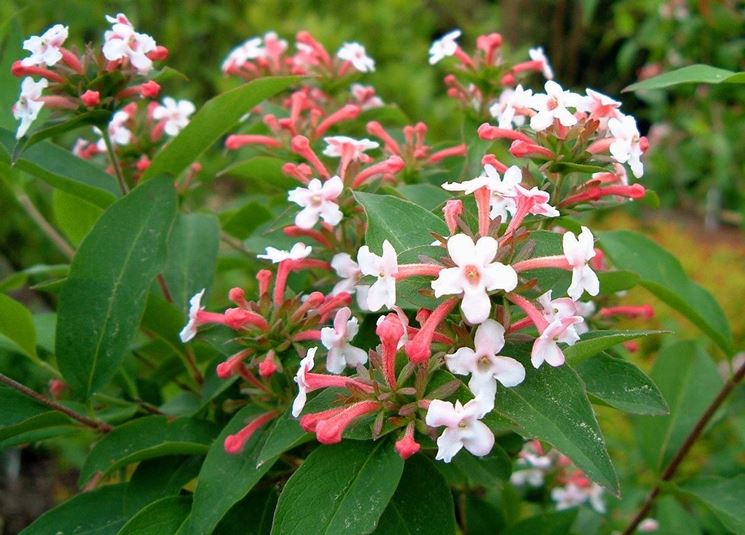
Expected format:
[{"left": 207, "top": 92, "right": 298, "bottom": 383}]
[
  {"left": 17, "top": 194, "right": 75, "bottom": 260},
  {"left": 0, "top": 373, "right": 112, "bottom": 433},
  {"left": 622, "top": 359, "right": 745, "bottom": 534}
]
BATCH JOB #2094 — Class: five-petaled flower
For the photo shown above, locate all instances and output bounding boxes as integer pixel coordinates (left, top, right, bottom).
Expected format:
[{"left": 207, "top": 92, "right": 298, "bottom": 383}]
[
  {"left": 429, "top": 30, "right": 461, "bottom": 65},
  {"left": 152, "top": 97, "right": 195, "bottom": 137},
  {"left": 431, "top": 234, "right": 518, "bottom": 324},
  {"left": 321, "top": 307, "right": 368, "bottom": 373},
  {"left": 529, "top": 80, "right": 584, "bottom": 131},
  {"left": 288, "top": 176, "right": 344, "bottom": 229},
  {"left": 445, "top": 319, "right": 525, "bottom": 413},
  {"left": 562, "top": 226, "right": 599, "bottom": 301},
  {"left": 531, "top": 315, "right": 583, "bottom": 368},
  {"left": 528, "top": 47, "right": 554, "bottom": 79},
  {"left": 608, "top": 114, "right": 645, "bottom": 178},
  {"left": 425, "top": 397, "right": 495, "bottom": 462},
  {"left": 258, "top": 243, "right": 312, "bottom": 264},
  {"left": 337, "top": 42, "right": 375, "bottom": 72},
  {"left": 13, "top": 77, "right": 48, "bottom": 139},
  {"left": 357, "top": 240, "right": 398, "bottom": 311},
  {"left": 21, "top": 24, "right": 68, "bottom": 67},
  {"left": 102, "top": 13, "right": 157, "bottom": 74}
]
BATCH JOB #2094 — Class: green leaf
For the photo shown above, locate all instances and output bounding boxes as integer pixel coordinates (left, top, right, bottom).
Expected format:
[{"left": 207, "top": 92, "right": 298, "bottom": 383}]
[
  {"left": 372, "top": 455, "right": 456, "bottom": 535},
  {"left": 437, "top": 445, "right": 512, "bottom": 488},
  {"left": 124, "top": 455, "right": 204, "bottom": 513},
  {"left": 117, "top": 496, "right": 192, "bottom": 535},
  {"left": 220, "top": 156, "right": 297, "bottom": 192},
  {"left": 624, "top": 64, "right": 745, "bottom": 92},
  {"left": 162, "top": 213, "right": 220, "bottom": 313},
  {"left": 189, "top": 405, "right": 278, "bottom": 535},
  {"left": 20, "top": 483, "right": 130, "bottom": 535},
  {"left": 573, "top": 352, "right": 668, "bottom": 415},
  {"left": 354, "top": 191, "right": 448, "bottom": 251},
  {"left": 600, "top": 230, "right": 732, "bottom": 354},
  {"left": 500, "top": 510, "right": 578, "bottom": 535},
  {"left": 635, "top": 341, "right": 723, "bottom": 471},
  {"left": 0, "top": 386, "right": 72, "bottom": 440},
  {"left": 676, "top": 476, "right": 745, "bottom": 534},
  {"left": 221, "top": 201, "right": 274, "bottom": 240},
  {"left": 655, "top": 495, "right": 702, "bottom": 535},
  {"left": 214, "top": 487, "right": 278, "bottom": 535},
  {"left": 564, "top": 330, "right": 665, "bottom": 363},
  {"left": 272, "top": 440, "right": 405, "bottom": 535},
  {"left": 397, "top": 183, "right": 451, "bottom": 211},
  {"left": 22, "top": 109, "right": 110, "bottom": 148},
  {"left": 596, "top": 270, "right": 640, "bottom": 294},
  {"left": 0, "top": 293, "right": 37, "bottom": 359},
  {"left": 142, "top": 76, "right": 300, "bottom": 181},
  {"left": 0, "top": 127, "right": 119, "bottom": 208},
  {"left": 56, "top": 177, "right": 177, "bottom": 398},
  {"left": 491, "top": 345, "right": 619, "bottom": 494},
  {"left": 52, "top": 189, "right": 104, "bottom": 246},
  {"left": 79, "top": 416, "right": 217, "bottom": 485}
]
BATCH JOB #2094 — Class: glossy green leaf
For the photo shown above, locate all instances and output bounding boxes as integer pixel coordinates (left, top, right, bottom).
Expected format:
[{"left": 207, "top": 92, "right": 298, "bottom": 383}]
[
  {"left": 124, "top": 455, "right": 204, "bottom": 513},
  {"left": 397, "top": 183, "right": 451, "bottom": 210},
  {"left": 79, "top": 416, "right": 217, "bottom": 485},
  {"left": 436, "top": 444, "right": 512, "bottom": 488},
  {"left": 635, "top": 341, "right": 723, "bottom": 471},
  {"left": 272, "top": 440, "right": 405, "bottom": 535},
  {"left": 564, "top": 330, "right": 665, "bottom": 363},
  {"left": 162, "top": 213, "right": 220, "bottom": 313},
  {"left": 624, "top": 64, "right": 745, "bottom": 92},
  {"left": 56, "top": 177, "right": 177, "bottom": 398},
  {"left": 22, "top": 109, "right": 109, "bottom": 149},
  {"left": 0, "top": 386, "right": 72, "bottom": 440},
  {"left": 676, "top": 475, "right": 745, "bottom": 534},
  {"left": 354, "top": 191, "right": 448, "bottom": 252},
  {"left": 20, "top": 483, "right": 130, "bottom": 535},
  {"left": 0, "top": 127, "right": 119, "bottom": 208},
  {"left": 214, "top": 487, "right": 278, "bottom": 535},
  {"left": 221, "top": 201, "right": 274, "bottom": 240},
  {"left": 142, "top": 76, "right": 300, "bottom": 181},
  {"left": 372, "top": 455, "right": 456, "bottom": 535},
  {"left": 492, "top": 345, "right": 619, "bottom": 494},
  {"left": 0, "top": 293, "right": 37, "bottom": 359},
  {"left": 500, "top": 510, "right": 578, "bottom": 535},
  {"left": 596, "top": 270, "right": 640, "bottom": 294},
  {"left": 220, "top": 156, "right": 297, "bottom": 192},
  {"left": 189, "top": 405, "right": 278, "bottom": 535},
  {"left": 600, "top": 230, "right": 732, "bottom": 354},
  {"left": 52, "top": 189, "right": 104, "bottom": 246},
  {"left": 573, "top": 352, "right": 668, "bottom": 415},
  {"left": 655, "top": 495, "right": 702, "bottom": 535},
  {"left": 118, "top": 496, "right": 192, "bottom": 535}
]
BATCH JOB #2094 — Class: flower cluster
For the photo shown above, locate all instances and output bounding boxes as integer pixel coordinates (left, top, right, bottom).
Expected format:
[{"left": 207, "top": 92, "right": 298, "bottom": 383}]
[
  {"left": 178, "top": 30, "right": 654, "bottom": 472},
  {"left": 11, "top": 15, "right": 169, "bottom": 140}
]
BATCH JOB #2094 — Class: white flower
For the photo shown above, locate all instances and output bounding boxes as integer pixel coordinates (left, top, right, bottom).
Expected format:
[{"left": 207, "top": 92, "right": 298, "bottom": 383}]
[
  {"left": 21, "top": 24, "right": 68, "bottom": 67},
  {"left": 537, "top": 290, "right": 584, "bottom": 343},
  {"left": 179, "top": 289, "right": 205, "bottom": 343},
  {"left": 292, "top": 347, "right": 317, "bottom": 417},
  {"left": 222, "top": 37, "right": 266, "bottom": 72},
  {"left": 152, "top": 97, "right": 195, "bottom": 137},
  {"left": 350, "top": 84, "right": 383, "bottom": 110},
  {"left": 529, "top": 81, "right": 584, "bottom": 131},
  {"left": 562, "top": 226, "right": 599, "bottom": 301},
  {"left": 323, "top": 136, "right": 379, "bottom": 160},
  {"left": 528, "top": 47, "right": 554, "bottom": 79},
  {"left": 608, "top": 114, "right": 645, "bottom": 178},
  {"left": 445, "top": 319, "right": 525, "bottom": 413},
  {"left": 425, "top": 397, "right": 495, "bottom": 462},
  {"left": 489, "top": 85, "right": 533, "bottom": 130},
  {"left": 258, "top": 243, "right": 312, "bottom": 263},
  {"left": 551, "top": 481, "right": 605, "bottom": 514},
  {"left": 321, "top": 307, "right": 368, "bottom": 373},
  {"left": 12, "top": 77, "right": 48, "bottom": 139},
  {"left": 357, "top": 240, "right": 398, "bottom": 311},
  {"left": 582, "top": 88, "right": 621, "bottom": 126},
  {"left": 432, "top": 234, "right": 518, "bottom": 324},
  {"left": 331, "top": 253, "right": 370, "bottom": 310},
  {"left": 288, "top": 176, "right": 344, "bottom": 229},
  {"left": 95, "top": 109, "right": 133, "bottom": 151},
  {"left": 531, "top": 316, "right": 583, "bottom": 368},
  {"left": 102, "top": 13, "right": 157, "bottom": 74},
  {"left": 429, "top": 30, "right": 461, "bottom": 65},
  {"left": 337, "top": 42, "right": 375, "bottom": 72},
  {"left": 442, "top": 165, "right": 522, "bottom": 222}
]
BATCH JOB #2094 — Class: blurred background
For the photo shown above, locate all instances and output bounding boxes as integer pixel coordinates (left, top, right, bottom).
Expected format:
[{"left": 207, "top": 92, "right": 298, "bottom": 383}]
[{"left": 0, "top": 1, "right": 743, "bottom": 532}]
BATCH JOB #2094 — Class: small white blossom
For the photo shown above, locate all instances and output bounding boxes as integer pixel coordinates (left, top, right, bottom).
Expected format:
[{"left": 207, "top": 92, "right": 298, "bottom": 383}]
[
  {"left": 552, "top": 481, "right": 605, "bottom": 513},
  {"left": 258, "top": 243, "right": 312, "bottom": 263},
  {"left": 102, "top": 13, "right": 157, "bottom": 74},
  {"left": 13, "top": 77, "right": 48, "bottom": 139},
  {"left": 529, "top": 80, "right": 584, "bottom": 131},
  {"left": 321, "top": 307, "right": 368, "bottom": 373},
  {"left": 357, "top": 240, "right": 398, "bottom": 311},
  {"left": 563, "top": 226, "right": 599, "bottom": 301},
  {"left": 429, "top": 30, "right": 461, "bottom": 65},
  {"left": 442, "top": 165, "right": 522, "bottom": 222},
  {"left": 179, "top": 289, "right": 205, "bottom": 343},
  {"left": 337, "top": 42, "right": 375, "bottom": 72},
  {"left": 537, "top": 290, "right": 585, "bottom": 343},
  {"left": 21, "top": 24, "right": 68, "bottom": 67},
  {"left": 288, "top": 176, "right": 344, "bottom": 229},
  {"left": 489, "top": 85, "right": 533, "bottom": 130},
  {"left": 222, "top": 37, "right": 266, "bottom": 72},
  {"left": 292, "top": 347, "right": 317, "bottom": 417},
  {"left": 426, "top": 397, "right": 495, "bottom": 462},
  {"left": 152, "top": 97, "right": 195, "bottom": 137},
  {"left": 323, "top": 136, "right": 379, "bottom": 161},
  {"left": 608, "top": 114, "right": 645, "bottom": 178}
]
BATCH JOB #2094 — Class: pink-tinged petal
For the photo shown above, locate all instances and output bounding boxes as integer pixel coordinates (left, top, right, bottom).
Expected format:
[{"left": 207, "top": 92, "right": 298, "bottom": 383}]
[
  {"left": 366, "top": 279, "right": 389, "bottom": 311},
  {"left": 474, "top": 236, "right": 499, "bottom": 266},
  {"left": 357, "top": 246, "right": 380, "bottom": 276},
  {"left": 474, "top": 319, "right": 505, "bottom": 355},
  {"left": 577, "top": 227, "right": 595, "bottom": 257},
  {"left": 467, "top": 376, "right": 497, "bottom": 414},
  {"left": 331, "top": 253, "right": 359, "bottom": 278},
  {"left": 555, "top": 107, "right": 578, "bottom": 127},
  {"left": 580, "top": 265, "right": 599, "bottom": 296},
  {"left": 322, "top": 175, "right": 344, "bottom": 198},
  {"left": 425, "top": 399, "right": 460, "bottom": 428},
  {"left": 291, "top": 390, "right": 307, "bottom": 418},
  {"left": 319, "top": 203, "right": 343, "bottom": 226},
  {"left": 461, "top": 287, "right": 492, "bottom": 324},
  {"left": 530, "top": 111, "right": 554, "bottom": 132},
  {"left": 461, "top": 420, "right": 495, "bottom": 457},
  {"left": 325, "top": 347, "right": 346, "bottom": 374},
  {"left": 294, "top": 206, "right": 320, "bottom": 229},
  {"left": 445, "top": 347, "right": 477, "bottom": 376},
  {"left": 447, "top": 234, "right": 477, "bottom": 267},
  {"left": 562, "top": 231, "right": 584, "bottom": 267},
  {"left": 435, "top": 428, "right": 464, "bottom": 462},
  {"left": 342, "top": 345, "right": 368, "bottom": 367},
  {"left": 492, "top": 356, "right": 526, "bottom": 387},
  {"left": 381, "top": 240, "right": 398, "bottom": 276},
  {"left": 482, "top": 262, "right": 518, "bottom": 292},
  {"left": 333, "top": 307, "right": 352, "bottom": 334},
  {"left": 320, "top": 326, "right": 338, "bottom": 350},
  {"left": 431, "top": 267, "right": 464, "bottom": 297}
]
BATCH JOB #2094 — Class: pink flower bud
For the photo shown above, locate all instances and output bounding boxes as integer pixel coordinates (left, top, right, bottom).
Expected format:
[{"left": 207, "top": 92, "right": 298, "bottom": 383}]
[
  {"left": 315, "top": 401, "right": 380, "bottom": 444},
  {"left": 394, "top": 424, "right": 421, "bottom": 460},
  {"left": 443, "top": 199, "right": 463, "bottom": 234},
  {"left": 147, "top": 46, "right": 169, "bottom": 61},
  {"left": 228, "top": 287, "right": 248, "bottom": 307},
  {"left": 224, "top": 411, "right": 277, "bottom": 454},
  {"left": 258, "top": 353, "right": 278, "bottom": 377},
  {"left": 80, "top": 90, "right": 100, "bottom": 107},
  {"left": 139, "top": 80, "right": 160, "bottom": 98}
]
